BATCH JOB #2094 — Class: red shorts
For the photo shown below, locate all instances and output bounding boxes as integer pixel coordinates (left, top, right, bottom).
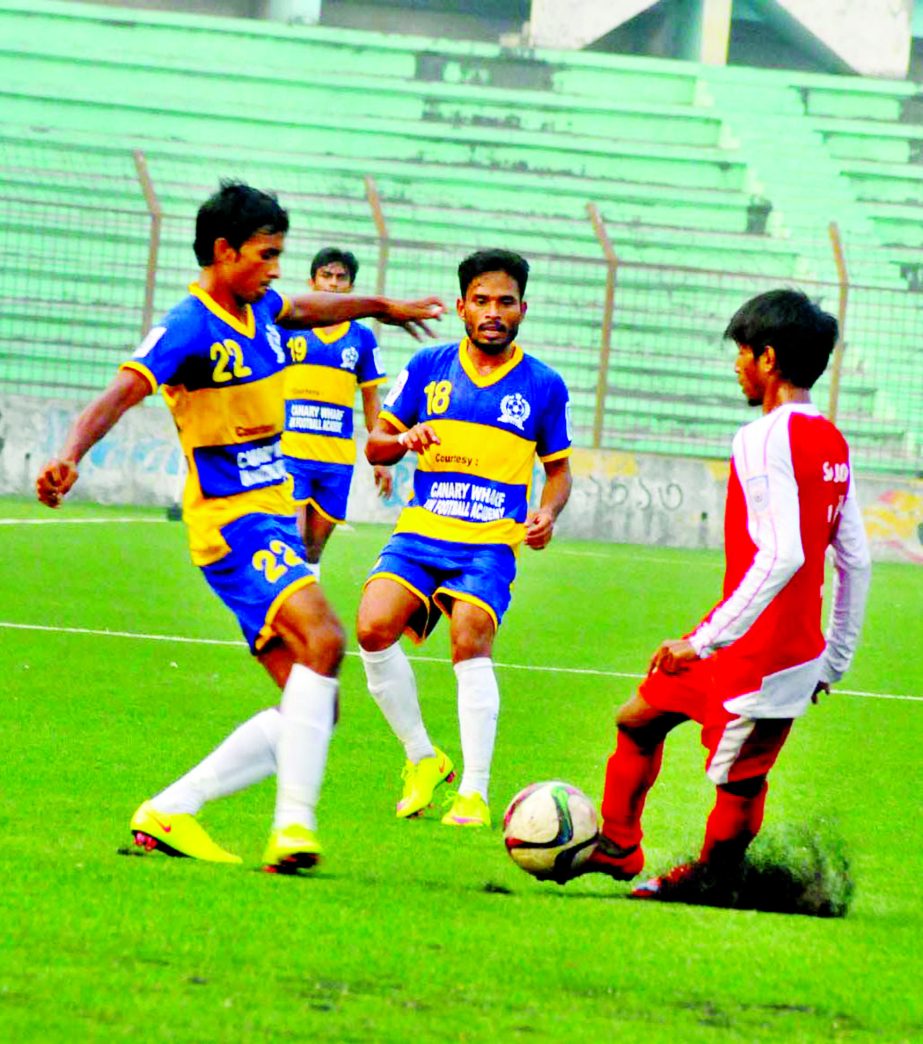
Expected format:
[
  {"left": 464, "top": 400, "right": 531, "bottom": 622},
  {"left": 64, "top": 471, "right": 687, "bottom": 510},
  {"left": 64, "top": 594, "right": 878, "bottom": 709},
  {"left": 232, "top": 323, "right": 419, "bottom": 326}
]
[{"left": 639, "top": 655, "right": 792, "bottom": 785}]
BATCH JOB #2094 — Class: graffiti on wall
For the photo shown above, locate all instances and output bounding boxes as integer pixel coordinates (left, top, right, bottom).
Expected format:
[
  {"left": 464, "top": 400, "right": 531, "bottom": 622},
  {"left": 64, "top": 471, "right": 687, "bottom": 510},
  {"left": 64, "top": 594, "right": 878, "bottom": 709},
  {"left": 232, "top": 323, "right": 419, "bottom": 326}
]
[{"left": 863, "top": 488, "right": 923, "bottom": 564}]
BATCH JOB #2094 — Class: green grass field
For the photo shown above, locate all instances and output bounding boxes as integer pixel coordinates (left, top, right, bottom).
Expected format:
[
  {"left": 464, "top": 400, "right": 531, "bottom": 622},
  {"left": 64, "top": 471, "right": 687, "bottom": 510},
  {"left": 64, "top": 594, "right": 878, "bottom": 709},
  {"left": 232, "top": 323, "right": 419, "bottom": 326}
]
[{"left": 1, "top": 495, "right": 920, "bottom": 1041}]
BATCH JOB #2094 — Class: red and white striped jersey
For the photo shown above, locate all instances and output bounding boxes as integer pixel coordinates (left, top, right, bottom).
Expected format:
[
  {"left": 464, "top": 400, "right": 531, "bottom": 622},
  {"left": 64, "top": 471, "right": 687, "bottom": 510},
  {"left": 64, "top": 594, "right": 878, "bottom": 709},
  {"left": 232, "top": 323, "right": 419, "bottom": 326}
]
[{"left": 689, "top": 403, "right": 870, "bottom": 719}]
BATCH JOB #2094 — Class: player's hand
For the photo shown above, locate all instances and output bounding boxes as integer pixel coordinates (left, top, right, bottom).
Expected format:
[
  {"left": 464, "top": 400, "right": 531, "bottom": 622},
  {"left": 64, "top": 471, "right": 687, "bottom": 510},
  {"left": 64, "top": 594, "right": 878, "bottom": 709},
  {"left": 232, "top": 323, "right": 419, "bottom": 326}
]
[
  {"left": 811, "top": 680, "right": 831, "bottom": 704},
  {"left": 36, "top": 458, "right": 79, "bottom": 508},
  {"left": 525, "top": 507, "right": 555, "bottom": 550},
  {"left": 378, "top": 297, "right": 445, "bottom": 341},
  {"left": 396, "top": 424, "right": 440, "bottom": 454},
  {"left": 373, "top": 464, "right": 393, "bottom": 498},
  {"left": 648, "top": 638, "right": 698, "bottom": 676}
]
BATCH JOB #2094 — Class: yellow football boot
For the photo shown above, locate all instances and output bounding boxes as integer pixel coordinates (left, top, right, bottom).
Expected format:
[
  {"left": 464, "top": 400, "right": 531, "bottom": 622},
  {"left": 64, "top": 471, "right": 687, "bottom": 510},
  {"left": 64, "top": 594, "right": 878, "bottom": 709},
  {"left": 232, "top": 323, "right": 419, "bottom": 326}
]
[
  {"left": 395, "top": 747, "right": 455, "bottom": 818},
  {"left": 130, "top": 801, "right": 242, "bottom": 863},
  {"left": 441, "top": 790, "right": 491, "bottom": 828},
  {"left": 262, "top": 824, "right": 323, "bottom": 874}
]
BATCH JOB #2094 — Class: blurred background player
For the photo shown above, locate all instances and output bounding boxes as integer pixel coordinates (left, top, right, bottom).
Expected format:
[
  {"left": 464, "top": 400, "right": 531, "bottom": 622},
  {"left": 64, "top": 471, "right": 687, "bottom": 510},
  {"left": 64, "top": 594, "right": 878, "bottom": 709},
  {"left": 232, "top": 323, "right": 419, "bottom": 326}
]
[
  {"left": 571, "top": 289, "right": 871, "bottom": 897},
  {"left": 281, "top": 247, "right": 394, "bottom": 578},
  {"left": 356, "top": 248, "right": 572, "bottom": 829},
  {"left": 35, "top": 181, "right": 443, "bottom": 872}
]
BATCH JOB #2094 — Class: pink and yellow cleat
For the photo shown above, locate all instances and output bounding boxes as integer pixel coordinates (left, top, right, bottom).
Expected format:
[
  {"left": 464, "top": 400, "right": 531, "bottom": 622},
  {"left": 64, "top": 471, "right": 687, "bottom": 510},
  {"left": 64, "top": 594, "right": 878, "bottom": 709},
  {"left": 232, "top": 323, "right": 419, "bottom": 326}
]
[
  {"left": 396, "top": 748, "right": 455, "bottom": 818},
  {"left": 441, "top": 790, "right": 491, "bottom": 828}
]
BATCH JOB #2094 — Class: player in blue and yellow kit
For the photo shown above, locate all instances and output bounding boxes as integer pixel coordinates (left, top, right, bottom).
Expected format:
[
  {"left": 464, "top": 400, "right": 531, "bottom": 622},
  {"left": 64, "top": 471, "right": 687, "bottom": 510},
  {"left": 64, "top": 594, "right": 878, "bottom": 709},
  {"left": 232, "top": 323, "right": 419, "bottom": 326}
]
[
  {"left": 282, "top": 247, "right": 392, "bottom": 576},
  {"left": 36, "top": 181, "right": 443, "bottom": 871},
  {"left": 357, "top": 249, "right": 573, "bottom": 829}
]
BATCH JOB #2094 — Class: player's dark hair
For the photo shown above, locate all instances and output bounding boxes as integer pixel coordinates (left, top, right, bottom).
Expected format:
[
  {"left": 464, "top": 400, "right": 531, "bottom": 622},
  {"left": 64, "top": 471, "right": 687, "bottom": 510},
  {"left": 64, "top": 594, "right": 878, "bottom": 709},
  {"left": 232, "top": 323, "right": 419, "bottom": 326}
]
[
  {"left": 310, "top": 247, "right": 359, "bottom": 282},
  {"left": 193, "top": 181, "right": 289, "bottom": 266},
  {"left": 724, "top": 289, "right": 838, "bottom": 389},
  {"left": 458, "top": 249, "right": 530, "bottom": 298}
]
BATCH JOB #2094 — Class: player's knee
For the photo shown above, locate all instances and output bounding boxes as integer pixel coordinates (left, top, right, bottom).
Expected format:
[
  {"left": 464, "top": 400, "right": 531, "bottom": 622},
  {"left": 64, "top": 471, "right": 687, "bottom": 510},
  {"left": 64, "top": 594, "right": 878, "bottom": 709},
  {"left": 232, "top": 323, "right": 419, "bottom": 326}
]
[
  {"left": 356, "top": 609, "right": 396, "bottom": 653},
  {"left": 450, "top": 632, "right": 492, "bottom": 663}
]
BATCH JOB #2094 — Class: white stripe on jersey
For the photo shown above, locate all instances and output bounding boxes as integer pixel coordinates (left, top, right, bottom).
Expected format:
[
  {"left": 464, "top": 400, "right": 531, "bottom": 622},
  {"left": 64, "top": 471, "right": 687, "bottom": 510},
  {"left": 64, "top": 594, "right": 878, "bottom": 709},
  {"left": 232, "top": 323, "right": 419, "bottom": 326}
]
[
  {"left": 707, "top": 716, "right": 756, "bottom": 785},
  {"left": 723, "top": 654, "right": 824, "bottom": 720},
  {"left": 690, "top": 405, "right": 807, "bottom": 656}
]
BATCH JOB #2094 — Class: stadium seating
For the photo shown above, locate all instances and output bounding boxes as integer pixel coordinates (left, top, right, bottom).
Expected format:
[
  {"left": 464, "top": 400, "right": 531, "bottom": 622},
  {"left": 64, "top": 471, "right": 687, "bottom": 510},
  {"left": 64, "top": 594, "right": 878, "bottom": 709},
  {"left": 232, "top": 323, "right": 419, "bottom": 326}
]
[{"left": 0, "top": 0, "right": 919, "bottom": 471}]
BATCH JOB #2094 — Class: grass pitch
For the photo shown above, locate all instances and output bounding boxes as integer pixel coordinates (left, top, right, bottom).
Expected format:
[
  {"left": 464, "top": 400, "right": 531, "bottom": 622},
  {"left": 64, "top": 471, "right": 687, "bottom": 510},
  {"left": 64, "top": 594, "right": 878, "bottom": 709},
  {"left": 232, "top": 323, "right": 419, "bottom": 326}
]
[{"left": 1, "top": 496, "right": 920, "bottom": 1041}]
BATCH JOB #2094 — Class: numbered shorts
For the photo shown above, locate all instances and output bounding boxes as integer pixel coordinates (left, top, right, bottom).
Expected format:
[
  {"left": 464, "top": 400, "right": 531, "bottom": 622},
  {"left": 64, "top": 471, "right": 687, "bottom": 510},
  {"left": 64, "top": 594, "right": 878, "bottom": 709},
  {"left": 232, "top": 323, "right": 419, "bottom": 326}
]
[
  {"left": 285, "top": 457, "right": 352, "bottom": 523},
  {"left": 639, "top": 654, "right": 793, "bottom": 786},
  {"left": 201, "top": 513, "right": 315, "bottom": 654},
  {"left": 366, "top": 532, "right": 516, "bottom": 643}
]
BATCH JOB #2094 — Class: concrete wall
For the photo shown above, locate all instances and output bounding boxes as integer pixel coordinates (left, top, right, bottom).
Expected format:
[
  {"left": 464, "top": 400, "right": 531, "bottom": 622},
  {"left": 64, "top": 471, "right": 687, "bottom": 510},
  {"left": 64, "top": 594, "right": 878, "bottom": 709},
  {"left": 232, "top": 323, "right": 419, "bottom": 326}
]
[{"left": 8, "top": 393, "right": 921, "bottom": 564}]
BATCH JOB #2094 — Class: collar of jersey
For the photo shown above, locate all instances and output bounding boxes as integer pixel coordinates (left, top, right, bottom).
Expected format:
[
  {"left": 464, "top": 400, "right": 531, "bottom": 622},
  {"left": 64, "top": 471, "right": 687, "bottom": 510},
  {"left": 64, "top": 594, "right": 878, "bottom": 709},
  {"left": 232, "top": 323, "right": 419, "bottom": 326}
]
[
  {"left": 312, "top": 322, "right": 351, "bottom": 344},
  {"left": 458, "top": 338, "right": 522, "bottom": 387},
  {"left": 189, "top": 282, "right": 255, "bottom": 339}
]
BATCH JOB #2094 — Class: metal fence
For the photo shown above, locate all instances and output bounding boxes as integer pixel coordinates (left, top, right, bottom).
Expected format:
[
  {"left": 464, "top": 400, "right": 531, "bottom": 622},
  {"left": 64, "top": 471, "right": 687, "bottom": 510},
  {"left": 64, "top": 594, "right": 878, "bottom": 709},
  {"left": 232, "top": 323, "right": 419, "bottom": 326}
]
[{"left": 1, "top": 140, "right": 920, "bottom": 476}]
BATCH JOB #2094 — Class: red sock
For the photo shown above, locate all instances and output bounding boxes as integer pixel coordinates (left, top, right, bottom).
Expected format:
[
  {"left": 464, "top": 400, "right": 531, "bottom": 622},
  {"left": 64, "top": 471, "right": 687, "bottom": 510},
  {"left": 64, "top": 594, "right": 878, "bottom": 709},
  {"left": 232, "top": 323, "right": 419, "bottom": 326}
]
[
  {"left": 700, "top": 781, "right": 768, "bottom": 867},
  {"left": 600, "top": 728, "right": 663, "bottom": 849}
]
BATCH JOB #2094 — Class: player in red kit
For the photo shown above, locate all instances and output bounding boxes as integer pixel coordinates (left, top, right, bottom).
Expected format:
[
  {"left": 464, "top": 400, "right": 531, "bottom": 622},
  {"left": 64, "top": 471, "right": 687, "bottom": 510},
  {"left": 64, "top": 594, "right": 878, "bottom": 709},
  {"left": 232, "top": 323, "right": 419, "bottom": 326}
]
[{"left": 568, "top": 289, "right": 871, "bottom": 897}]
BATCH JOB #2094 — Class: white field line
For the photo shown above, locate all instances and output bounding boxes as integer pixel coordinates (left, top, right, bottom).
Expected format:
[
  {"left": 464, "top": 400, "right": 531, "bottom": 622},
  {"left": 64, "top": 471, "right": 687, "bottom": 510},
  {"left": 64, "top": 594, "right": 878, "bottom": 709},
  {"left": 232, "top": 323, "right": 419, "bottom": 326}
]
[
  {"left": 1, "top": 620, "right": 920, "bottom": 703},
  {"left": 0, "top": 517, "right": 170, "bottom": 525}
]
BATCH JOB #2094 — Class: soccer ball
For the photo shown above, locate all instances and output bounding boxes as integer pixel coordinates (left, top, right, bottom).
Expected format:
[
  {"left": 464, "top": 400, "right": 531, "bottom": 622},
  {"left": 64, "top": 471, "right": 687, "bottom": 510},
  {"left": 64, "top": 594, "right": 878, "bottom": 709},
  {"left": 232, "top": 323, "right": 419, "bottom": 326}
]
[{"left": 502, "top": 781, "right": 599, "bottom": 881}]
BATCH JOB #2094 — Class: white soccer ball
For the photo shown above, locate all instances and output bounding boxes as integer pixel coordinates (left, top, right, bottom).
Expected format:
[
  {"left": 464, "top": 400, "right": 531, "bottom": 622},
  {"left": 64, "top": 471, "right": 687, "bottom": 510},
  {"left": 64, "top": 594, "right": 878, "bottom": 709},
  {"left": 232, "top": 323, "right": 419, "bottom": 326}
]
[{"left": 502, "top": 780, "right": 599, "bottom": 881}]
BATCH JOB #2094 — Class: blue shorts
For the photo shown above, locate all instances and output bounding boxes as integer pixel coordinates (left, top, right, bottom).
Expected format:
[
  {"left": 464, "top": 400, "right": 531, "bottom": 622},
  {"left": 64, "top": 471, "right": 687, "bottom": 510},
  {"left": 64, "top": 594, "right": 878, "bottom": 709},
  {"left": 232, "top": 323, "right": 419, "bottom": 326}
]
[
  {"left": 201, "top": 513, "right": 315, "bottom": 654},
  {"left": 366, "top": 532, "right": 517, "bottom": 643},
  {"left": 285, "top": 457, "right": 352, "bottom": 523}
]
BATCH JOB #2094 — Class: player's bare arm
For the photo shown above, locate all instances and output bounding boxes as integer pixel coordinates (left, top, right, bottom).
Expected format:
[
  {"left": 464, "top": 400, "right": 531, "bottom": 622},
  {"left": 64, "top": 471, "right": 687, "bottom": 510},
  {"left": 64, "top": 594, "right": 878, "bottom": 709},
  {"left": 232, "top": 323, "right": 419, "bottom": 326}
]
[
  {"left": 525, "top": 458, "right": 572, "bottom": 550},
  {"left": 361, "top": 385, "right": 393, "bottom": 498},
  {"left": 281, "top": 293, "right": 445, "bottom": 341},
  {"left": 36, "top": 368, "right": 151, "bottom": 508},
  {"left": 366, "top": 417, "right": 441, "bottom": 465}
]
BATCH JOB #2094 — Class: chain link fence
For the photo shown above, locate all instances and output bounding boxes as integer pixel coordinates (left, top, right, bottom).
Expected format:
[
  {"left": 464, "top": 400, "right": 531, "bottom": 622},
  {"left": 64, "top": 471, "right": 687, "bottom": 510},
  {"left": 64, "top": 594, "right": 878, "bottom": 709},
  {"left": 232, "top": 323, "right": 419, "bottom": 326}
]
[{"left": 1, "top": 136, "right": 919, "bottom": 476}]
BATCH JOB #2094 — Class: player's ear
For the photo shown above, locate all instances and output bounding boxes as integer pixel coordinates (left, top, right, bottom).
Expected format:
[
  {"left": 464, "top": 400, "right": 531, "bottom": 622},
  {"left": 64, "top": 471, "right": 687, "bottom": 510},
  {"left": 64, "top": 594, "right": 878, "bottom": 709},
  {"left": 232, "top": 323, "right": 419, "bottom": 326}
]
[
  {"left": 521, "top": 300, "right": 528, "bottom": 319},
  {"left": 761, "top": 344, "right": 778, "bottom": 373},
  {"left": 456, "top": 297, "right": 465, "bottom": 319},
  {"left": 213, "top": 237, "right": 236, "bottom": 265}
]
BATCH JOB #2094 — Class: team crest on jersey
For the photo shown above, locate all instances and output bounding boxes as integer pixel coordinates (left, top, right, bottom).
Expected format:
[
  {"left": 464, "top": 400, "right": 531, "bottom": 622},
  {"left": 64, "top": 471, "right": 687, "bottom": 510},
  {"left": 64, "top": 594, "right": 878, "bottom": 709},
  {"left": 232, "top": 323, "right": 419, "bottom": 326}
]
[
  {"left": 384, "top": 369, "right": 408, "bottom": 407},
  {"left": 340, "top": 346, "right": 360, "bottom": 370},
  {"left": 747, "top": 474, "right": 770, "bottom": 513},
  {"left": 498, "top": 393, "right": 531, "bottom": 431},
  {"left": 265, "top": 323, "right": 284, "bottom": 364}
]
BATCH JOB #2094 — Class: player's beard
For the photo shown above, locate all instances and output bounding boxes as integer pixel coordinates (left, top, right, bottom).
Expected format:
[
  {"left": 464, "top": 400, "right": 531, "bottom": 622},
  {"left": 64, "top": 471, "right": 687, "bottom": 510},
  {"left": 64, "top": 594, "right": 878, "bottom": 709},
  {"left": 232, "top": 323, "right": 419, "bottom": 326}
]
[{"left": 467, "top": 321, "right": 520, "bottom": 355}]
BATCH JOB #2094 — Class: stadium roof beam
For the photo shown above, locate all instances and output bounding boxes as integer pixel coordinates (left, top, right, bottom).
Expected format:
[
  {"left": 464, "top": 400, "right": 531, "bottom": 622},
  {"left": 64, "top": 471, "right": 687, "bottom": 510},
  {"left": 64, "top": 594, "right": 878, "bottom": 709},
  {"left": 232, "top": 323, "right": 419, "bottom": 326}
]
[
  {"left": 528, "top": 0, "right": 660, "bottom": 51},
  {"left": 750, "top": 0, "right": 912, "bottom": 79},
  {"left": 528, "top": 0, "right": 733, "bottom": 63}
]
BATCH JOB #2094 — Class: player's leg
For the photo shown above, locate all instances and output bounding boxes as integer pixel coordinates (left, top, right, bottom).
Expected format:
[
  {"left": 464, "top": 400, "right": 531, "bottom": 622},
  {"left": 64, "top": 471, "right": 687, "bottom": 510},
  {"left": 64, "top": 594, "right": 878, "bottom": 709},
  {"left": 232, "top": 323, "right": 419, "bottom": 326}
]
[
  {"left": 145, "top": 642, "right": 294, "bottom": 822},
  {"left": 261, "top": 582, "right": 345, "bottom": 872},
  {"left": 631, "top": 715, "right": 792, "bottom": 900},
  {"left": 357, "top": 576, "right": 454, "bottom": 817},
  {"left": 439, "top": 599, "right": 497, "bottom": 828},
  {"left": 298, "top": 504, "right": 337, "bottom": 576},
  {"left": 296, "top": 468, "right": 350, "bottom": 580},
  {"left": 132, "top": 650, "right": 288, "bottom": 864},
  {"left": 700, "top": 716, "right": 792, "bottom": 870},
  {"left": 600, "top": 692, "right": 686, "bottom": 851},
  {"left": 577, "top": 665, "right": 701, "bottom": 881}
]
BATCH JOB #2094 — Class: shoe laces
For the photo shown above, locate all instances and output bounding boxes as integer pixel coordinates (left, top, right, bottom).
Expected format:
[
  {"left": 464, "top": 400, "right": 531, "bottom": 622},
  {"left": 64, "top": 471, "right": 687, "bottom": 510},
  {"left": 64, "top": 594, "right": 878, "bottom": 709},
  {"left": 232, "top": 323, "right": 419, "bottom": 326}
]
[{"left": 441, "top": 788, "right": 459, "bottom": 808}]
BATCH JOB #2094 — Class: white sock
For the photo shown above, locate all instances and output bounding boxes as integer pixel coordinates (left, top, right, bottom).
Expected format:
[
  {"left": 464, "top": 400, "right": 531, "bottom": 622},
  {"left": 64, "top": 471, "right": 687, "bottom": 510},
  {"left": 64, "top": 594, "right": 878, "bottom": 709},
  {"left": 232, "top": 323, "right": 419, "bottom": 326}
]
[
  {"left": 360, "top": 643, "right": 435, "bottom": 763},
  {"left": 455, "top": 657, "right": 500, "bottom": 803},
  {"left": 273, "top": 664, "right": 338, "bottom": 831},
  {"left": 306, "top": 561, "right": 321, "bottom": 580},
  {"left": 152, "top": 708, "right": 281, "bottom": 815}
]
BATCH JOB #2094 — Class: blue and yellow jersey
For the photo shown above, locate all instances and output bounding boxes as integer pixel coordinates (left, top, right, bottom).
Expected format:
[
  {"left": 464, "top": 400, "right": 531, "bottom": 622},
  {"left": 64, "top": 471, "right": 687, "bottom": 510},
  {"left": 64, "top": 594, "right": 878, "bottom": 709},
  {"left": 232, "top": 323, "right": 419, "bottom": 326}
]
[
  {"left": 281, "top": 321, "right": 385, "bottom": 467},
  {"left": 121, "top": 283, "right": 293, "bottom": 566},
  {"left": 380, "top": 339, "right": 571, "bottom": 548}
]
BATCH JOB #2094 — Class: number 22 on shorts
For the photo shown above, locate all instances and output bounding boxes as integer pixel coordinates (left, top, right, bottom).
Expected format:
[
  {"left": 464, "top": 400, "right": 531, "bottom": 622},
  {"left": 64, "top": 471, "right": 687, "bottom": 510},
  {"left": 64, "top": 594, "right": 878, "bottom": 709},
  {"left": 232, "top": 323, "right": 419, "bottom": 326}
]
[{"left": 252, "top": 540, "right": 303, "bottom": 583}]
